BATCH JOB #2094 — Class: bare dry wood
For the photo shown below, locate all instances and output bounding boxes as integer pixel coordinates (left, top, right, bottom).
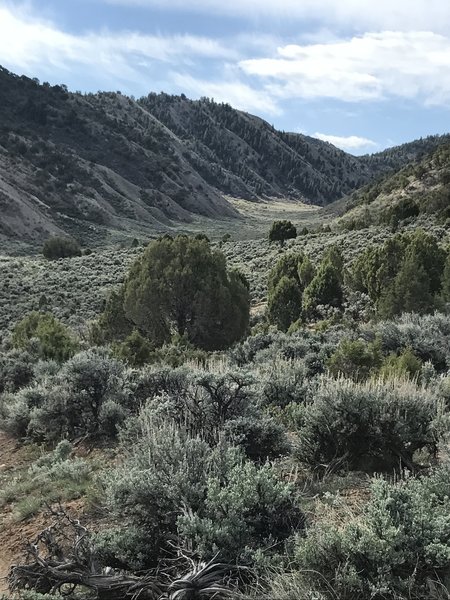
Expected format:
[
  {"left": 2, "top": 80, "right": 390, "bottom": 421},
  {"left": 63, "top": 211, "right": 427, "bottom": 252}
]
[{"left": 8, "top": 508, "right": 241, "bottom": 600}]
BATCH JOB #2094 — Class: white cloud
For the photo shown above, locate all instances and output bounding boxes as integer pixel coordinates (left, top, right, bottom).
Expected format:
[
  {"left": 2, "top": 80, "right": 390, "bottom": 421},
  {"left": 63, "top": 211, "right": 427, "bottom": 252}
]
[
  {"left": 0, "top": 4, "right": 236, "bottom": 85},
  {"left": 2, "top": 1, "right": 450, "bottom": 124},
  {"left": 102, "top": 0, "right": 450, "bottom": 33},
  {"left": 313, "top": 133, "right": 377, "bottom": 151},
  {"left": 171, "top": 73, "right": 280, "bottom": 115},
  {"left": 240, "top": 31, "right": 450, "bottom": 105}
]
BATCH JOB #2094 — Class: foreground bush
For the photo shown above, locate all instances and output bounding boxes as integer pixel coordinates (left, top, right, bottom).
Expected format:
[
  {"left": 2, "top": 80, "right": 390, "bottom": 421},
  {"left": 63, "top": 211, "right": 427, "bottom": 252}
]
[
  {"left": 99, "top": 415, "right": 303, "bottom": 569},
  {"left": 296, "top": 377, "right": 439, "bottom": 472},
  {"left": 1, "top": 349, "right": 129, "bottom": 441},
  {"left": 295, "top": 464, "right": 450, "bottom": 599}
]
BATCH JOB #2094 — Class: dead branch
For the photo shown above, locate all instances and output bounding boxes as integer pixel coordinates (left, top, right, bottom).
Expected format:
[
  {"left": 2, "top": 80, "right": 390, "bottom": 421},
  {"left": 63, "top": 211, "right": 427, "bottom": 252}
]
[{"left": 8, "top": 507, "right": 242, "bottom": 600}]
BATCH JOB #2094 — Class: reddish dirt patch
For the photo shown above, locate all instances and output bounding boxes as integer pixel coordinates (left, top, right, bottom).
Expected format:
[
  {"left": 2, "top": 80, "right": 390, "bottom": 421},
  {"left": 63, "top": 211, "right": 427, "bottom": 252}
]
[
  {"left": 0, "top": 513, "right": 50, "bottom": 594},
  {"left": 0, "top": 430, "right": 32, "bottom": 472},
  {"left": 0, "top": 431, "right": 43, "bottom": 594},
  {"left": 0, "top": 432, "right": 104, "bottom": 595}
]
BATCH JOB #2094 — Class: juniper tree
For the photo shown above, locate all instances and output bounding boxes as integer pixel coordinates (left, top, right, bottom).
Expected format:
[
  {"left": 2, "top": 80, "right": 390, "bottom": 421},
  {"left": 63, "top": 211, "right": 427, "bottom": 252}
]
[{"left": 99, "top": 235, "right": 250, "bottom": 351}]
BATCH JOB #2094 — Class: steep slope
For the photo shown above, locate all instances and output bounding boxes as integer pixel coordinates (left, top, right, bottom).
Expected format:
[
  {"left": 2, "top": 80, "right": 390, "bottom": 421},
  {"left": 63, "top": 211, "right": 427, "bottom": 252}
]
[
  {"left": 139, "top": 94, "right": 369, "bottom": 202},
  {"left": 0, "top": 65, "right": 448, "bottom": 244},
  {"left": 0, "top": 67, "right": 235, "bottom": 244},
  {"left": 139, "top": 94, "right": 450, "bottom": 204},
  {"left": 331, "top": 144, "right": 450, "bottom": 228}
]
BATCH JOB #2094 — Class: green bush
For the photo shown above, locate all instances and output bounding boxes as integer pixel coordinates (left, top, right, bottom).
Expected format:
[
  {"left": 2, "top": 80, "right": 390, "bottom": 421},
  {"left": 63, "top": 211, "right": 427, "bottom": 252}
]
[
  {"left": 12, "top": 312, "right": 78, "bottom": 362},
  {"left": 328, "top": 338, "right": 383, "bottom": 381},
  {"left": 296, "top": 377, "right": 439, "bottom": 472},
  {"left": 379, "top": 347, "right": 423, "bottom": 381},
  {"left": 296, "top": 464, "right": 450, "bottom": 599},
  {"left": 115, "top": 329, "right": 153, "bottom": 366},
  {"left": 42, "top": 236, "right": 81, "bottom": 259}
]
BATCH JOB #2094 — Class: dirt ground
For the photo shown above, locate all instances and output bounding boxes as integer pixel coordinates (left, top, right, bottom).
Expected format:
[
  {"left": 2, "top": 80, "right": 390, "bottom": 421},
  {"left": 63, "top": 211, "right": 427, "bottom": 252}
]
[
  {"left": 0, "top": 432, "right": 108, "bottom": 597},
  {"left": 0, "top": 432, "right": 49, "bottom": 595}
]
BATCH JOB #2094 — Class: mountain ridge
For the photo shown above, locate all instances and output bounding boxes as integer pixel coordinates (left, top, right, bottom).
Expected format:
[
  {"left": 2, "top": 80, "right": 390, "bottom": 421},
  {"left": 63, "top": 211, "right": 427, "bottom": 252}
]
[{"left": 0, "top": 65, "right": 448, "bottom": 244}]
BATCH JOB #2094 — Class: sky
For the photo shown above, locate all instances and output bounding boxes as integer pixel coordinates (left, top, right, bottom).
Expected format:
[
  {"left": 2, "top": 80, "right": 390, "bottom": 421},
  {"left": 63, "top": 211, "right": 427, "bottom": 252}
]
[{"left": 0, "top": 1, "right": 450, "bottom": 154}]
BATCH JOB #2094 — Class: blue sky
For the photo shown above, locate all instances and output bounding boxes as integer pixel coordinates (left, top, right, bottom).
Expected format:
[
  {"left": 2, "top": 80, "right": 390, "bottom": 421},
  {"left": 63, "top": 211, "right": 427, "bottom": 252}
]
[{"left": 1, "top": 0, "right": 450, "bottom": 154}]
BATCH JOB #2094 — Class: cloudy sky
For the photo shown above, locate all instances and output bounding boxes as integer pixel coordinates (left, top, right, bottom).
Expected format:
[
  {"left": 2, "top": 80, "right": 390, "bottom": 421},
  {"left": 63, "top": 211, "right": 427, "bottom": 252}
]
[{"left": 1, "top": 0, "right": 449, "bottom": 154}]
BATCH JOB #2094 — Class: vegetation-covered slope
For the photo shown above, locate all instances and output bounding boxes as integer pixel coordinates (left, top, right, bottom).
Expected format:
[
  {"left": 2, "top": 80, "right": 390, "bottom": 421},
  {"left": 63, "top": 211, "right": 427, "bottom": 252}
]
[
  {"left": 333, "top": 143, "right": 450, "bottom": 229},
  {"left": 3, "top": 64, "right": 450, "bottom": 600}
]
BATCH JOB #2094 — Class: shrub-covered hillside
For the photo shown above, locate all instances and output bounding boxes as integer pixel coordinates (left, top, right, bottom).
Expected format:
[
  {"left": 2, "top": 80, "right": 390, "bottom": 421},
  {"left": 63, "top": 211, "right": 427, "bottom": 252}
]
[
  {"left": 1, "top": 214, "right": 450, "bottom": 600},
  {"left": 335, "top": 143, "right": 450, "bottom": 230}
]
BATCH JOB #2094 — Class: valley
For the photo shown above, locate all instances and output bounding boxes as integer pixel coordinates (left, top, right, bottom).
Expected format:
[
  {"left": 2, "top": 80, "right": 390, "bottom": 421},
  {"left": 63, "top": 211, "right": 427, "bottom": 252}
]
[{"left": 0, "top": 65, "right": 450, "bottom": 600}]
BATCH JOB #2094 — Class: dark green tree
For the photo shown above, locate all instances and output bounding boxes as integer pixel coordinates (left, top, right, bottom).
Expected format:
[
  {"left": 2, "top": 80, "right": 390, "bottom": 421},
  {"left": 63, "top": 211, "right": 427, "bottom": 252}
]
[
  {"left": 42, "top": 236, "right": 81, "bottom": 260},
  {"left": 379, "top": 254, "right": 434, "bottom": 317},
  {"left": 303, "top": 260, "right": 343, "bottom": 316},
  {"left": 267, "top": 253, "right": 312, "bottom": 330},
  {"left": 268, "top": 276, "right": 303, "bottom": 332},
  {"left": 268, "top": 253, "right": 303, "bottom": 295},
  {"left": 406, "top": 229, "right": 446, "bottom": 295},
  {"left": 351, "top": 230, "right": 446, "bottom": 318},
  {"left": 297, "top": 256, "right": 316, "bottom": 288},
  {"left": 322, "top": 245, "right": 344, "bottom": 276},
  {"left": 99, "top": 236, "right": 250, "bottom": 351},
  {"left": 441, "top": 252, "right": 450, "bottom": 304},
  {"left": 269, "top": 220, "right": 297, "bottom": 244}
]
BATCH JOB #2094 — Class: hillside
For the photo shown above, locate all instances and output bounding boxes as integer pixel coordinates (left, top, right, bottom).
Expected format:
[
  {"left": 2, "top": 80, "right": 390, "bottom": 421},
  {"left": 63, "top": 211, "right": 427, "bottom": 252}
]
[
  {"left": 1, "top": 65, "right": 448, "bottom": 245},
  {"left": 332, "top": 143, "right": 450, "bottom": 229}
]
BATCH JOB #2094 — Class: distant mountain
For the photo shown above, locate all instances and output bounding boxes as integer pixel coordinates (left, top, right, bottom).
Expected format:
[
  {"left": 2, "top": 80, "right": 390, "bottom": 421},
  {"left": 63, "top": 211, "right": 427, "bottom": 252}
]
[{"left": 0, "top": 65, "right": 448, "bottom": 243}]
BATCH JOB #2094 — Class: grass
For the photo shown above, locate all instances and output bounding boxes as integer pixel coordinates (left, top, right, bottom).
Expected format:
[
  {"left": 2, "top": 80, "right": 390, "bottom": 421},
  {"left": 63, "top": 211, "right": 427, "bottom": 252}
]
[{"left": 0, "top": 453, "right": 96, "bottom": 523}]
